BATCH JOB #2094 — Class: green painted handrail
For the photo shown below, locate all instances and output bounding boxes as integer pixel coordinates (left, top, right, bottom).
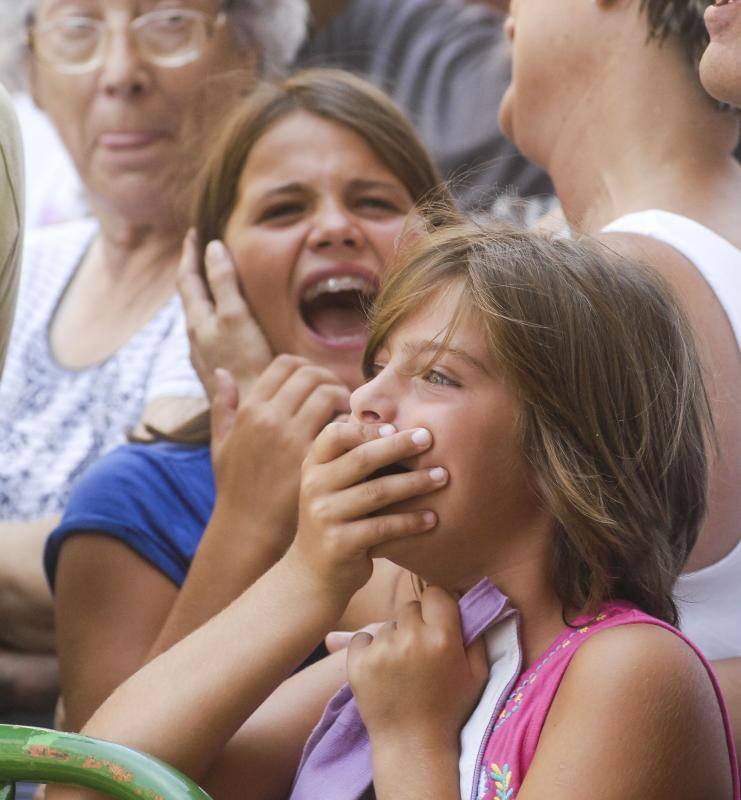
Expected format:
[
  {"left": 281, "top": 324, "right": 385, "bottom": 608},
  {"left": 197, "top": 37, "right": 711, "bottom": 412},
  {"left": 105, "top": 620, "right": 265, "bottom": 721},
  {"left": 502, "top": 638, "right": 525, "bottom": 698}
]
[{"left": 0, "top": 725, "right": 213, "bottom": 799}]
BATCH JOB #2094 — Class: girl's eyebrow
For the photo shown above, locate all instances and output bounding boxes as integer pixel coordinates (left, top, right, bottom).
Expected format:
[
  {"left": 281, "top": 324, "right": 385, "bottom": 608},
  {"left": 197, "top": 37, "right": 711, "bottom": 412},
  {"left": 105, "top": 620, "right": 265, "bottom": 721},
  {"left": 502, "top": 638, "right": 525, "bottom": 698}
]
[
  {"left": 402, "top": 339, "right": 490, "bottom": 375},
  {"left": 347, "top": 179, "right": 411, "bottom": 201},
  {"left": 259, "top": 183, "right": 307, "bottom": 199},
  {"left": 348, "top": 179, "right": 403, "bottom": 192}
]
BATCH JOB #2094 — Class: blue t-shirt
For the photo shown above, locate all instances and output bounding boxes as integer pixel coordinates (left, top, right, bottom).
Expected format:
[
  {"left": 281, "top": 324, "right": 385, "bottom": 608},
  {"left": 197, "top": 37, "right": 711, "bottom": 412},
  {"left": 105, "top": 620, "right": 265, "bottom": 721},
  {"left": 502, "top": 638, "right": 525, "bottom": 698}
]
[{"left": 44, "top": 441, "right": 214, "bottom": 590}]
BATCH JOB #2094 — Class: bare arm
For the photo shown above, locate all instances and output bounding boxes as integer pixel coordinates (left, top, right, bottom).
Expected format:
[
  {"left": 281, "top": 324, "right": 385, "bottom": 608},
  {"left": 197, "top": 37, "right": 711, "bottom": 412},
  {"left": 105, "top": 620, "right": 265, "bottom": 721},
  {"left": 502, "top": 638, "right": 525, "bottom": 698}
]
[
  {"left": 712, "top": 656, "right": 741, "bottom": 773},
  {"left": 54, "top": 536, "right": 178, "bottom": 731},
  {"left": 0, "top": 516, "right": 58, "bottom": 651},
  {"left": 520, "top": 624, "right": 734, "bottom": 799}
]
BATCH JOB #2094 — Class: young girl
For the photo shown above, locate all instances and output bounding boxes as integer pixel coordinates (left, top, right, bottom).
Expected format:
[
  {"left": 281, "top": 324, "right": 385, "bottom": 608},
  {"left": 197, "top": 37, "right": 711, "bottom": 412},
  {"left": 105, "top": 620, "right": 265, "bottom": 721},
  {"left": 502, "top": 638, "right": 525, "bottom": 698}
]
[{"left": 55, "top": 222, "right": 739, "bottom": 800}]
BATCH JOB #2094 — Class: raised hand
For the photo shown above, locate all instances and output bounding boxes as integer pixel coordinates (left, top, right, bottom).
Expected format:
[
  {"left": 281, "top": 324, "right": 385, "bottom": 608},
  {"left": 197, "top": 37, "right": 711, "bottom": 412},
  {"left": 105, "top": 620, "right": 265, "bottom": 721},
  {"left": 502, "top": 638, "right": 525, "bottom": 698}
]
[
  {"left": 285, "top": 421, "right": 448, "bottom": 607},
  {"left": 177, "top": 231, "right": 272, "bottom": 401},
  {"left": 208, "top": 356, "right": 351, "bottom": 552}
]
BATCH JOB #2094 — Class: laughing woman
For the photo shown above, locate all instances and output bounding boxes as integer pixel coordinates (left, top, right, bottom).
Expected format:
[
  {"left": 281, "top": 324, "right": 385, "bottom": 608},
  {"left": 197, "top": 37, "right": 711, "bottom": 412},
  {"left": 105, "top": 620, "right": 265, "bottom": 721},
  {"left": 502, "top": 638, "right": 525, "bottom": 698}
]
[{"left": 44, "top": 69, "right": 458, "bottom": 732}]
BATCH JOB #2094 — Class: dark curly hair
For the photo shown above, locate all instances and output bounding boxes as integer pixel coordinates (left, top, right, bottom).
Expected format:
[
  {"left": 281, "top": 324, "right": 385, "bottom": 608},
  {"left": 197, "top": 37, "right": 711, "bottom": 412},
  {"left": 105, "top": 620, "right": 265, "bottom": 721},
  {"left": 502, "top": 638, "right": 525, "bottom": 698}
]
[{"left": 640, "top": 0, "right": 712, "bottom": 66}]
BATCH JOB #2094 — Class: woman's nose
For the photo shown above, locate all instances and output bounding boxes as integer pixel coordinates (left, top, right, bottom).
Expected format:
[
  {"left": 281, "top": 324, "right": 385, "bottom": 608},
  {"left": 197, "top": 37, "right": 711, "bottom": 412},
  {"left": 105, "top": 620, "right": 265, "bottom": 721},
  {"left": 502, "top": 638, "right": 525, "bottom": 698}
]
[
  {"left": 100, "top": 30, "right": 151, "bottom": 98},
  {"left": 307, "top": 203, "right": 366, "bottom": 252},
  {"left": 350, "top": 372, "right": 397, "bottom": 424}
]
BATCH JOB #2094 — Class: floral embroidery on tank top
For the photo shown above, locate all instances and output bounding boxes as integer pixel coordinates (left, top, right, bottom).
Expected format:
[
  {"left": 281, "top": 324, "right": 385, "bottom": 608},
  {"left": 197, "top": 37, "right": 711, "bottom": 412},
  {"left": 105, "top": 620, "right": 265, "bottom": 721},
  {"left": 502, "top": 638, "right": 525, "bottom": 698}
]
[{"left": 475, "top": 607, "right": 623, "bottom": 800}]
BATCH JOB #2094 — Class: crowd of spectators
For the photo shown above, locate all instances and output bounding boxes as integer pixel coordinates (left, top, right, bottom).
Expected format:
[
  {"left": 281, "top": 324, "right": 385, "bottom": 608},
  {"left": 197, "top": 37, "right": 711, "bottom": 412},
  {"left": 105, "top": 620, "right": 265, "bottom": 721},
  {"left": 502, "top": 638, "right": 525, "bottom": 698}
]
[{"left": 0, "top": 1, "right": 739, "bottom": 798}]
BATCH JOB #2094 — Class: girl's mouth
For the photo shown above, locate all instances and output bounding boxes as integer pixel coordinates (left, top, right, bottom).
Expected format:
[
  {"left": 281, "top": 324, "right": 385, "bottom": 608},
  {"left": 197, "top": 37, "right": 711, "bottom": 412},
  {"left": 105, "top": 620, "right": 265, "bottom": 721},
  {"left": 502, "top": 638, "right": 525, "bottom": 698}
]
[
  {"left": 299, "top": 273, "right": 378, "bottom": 350},
  {"left": 365, "top": 462, "right": 412, "bottom": 482}
]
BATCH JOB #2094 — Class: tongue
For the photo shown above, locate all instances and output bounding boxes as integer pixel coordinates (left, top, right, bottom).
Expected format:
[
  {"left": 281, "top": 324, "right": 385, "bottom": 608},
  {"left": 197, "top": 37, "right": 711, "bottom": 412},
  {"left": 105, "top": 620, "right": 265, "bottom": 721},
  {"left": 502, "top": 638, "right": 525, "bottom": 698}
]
[
  {"left": 303, "top": 291, "right": 369, "bottom": 342},
  {"left": 306, "top": 304, "right": 367, "bottom": 340}
]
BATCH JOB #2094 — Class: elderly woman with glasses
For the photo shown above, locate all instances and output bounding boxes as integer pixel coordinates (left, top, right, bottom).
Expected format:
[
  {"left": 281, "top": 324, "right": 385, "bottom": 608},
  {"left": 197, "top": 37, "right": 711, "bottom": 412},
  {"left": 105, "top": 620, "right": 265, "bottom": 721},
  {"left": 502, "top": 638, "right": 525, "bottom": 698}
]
[{"left": 0, "top": 0, "right": 307, "bottom": 712}]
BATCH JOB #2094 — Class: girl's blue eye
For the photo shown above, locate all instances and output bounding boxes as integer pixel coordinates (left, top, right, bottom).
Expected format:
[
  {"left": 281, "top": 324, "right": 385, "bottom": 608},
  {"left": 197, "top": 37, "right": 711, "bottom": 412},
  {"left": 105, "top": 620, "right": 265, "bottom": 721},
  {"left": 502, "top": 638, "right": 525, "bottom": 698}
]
[{"left": 424, "top": 369, "right": 458, "bottom": 387}]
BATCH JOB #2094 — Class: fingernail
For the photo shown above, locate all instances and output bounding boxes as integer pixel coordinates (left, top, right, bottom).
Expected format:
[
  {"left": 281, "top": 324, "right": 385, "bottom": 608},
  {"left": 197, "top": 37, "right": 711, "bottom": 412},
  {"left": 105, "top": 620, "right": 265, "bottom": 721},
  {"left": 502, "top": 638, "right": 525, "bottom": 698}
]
[
  {"left": 185, "top": 228, "right": 196, "bottom": 244},
  {"left": 205, "top": 240, "right": 227, "bottom": 262},
  {"left": 378, "top": 424, "right": 396, "bottom": 437},
  {"left": 422, "top": 511, "right": 436, "bottom": 527},
  {"left": 429, "top": 467, "right": 447, "bottom": 483},
  {"left": 411, "top": 428, "right": 432, "bottom": 447}
]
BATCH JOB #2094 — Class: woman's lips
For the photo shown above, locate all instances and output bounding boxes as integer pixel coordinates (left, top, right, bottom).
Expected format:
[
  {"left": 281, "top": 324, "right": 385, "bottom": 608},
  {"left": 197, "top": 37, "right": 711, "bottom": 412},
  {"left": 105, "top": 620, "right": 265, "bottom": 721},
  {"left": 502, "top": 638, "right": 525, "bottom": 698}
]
[
  {"left": 98, "top": 132, "right": 165, "bottom": 149},
  {"left": 705, "top": 0, "right": 741, "bottom": 39}
]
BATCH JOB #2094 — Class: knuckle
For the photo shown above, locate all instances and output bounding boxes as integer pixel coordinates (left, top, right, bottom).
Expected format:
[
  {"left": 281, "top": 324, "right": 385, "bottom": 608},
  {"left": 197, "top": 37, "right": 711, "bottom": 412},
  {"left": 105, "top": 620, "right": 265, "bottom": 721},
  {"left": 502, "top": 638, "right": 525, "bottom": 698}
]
[
  {"left": 300, "top": 463, "right": 318, "bottom": 492},
  {"left": 217, "top": 307, "right": 243, "bottom": 327},
  {"left": 429, "top": 630, "right": 455, "bottom": 653},
  {"left": 275, "top": 353, "right": 307, "bottom": 369},
  {"left": 364, "top": 480, "right": 387, "bottom": 505},
  {"left": 352, "top": 446, "right": 372, "bottom": 472},
  {"left": 371, "top": 514, "right": 393, "bottom": 539},
  {"left": 316, "top": 384, "right": 346, "bottom": 406},
  {"left": 251, "top": 406, "right": 280, "bottom": 433},
  {"left": 325, "top": 420, "right": 346, "bottom": 445},
  {"left": 308, "top": 497, "right": 331, "bottom": 522}
]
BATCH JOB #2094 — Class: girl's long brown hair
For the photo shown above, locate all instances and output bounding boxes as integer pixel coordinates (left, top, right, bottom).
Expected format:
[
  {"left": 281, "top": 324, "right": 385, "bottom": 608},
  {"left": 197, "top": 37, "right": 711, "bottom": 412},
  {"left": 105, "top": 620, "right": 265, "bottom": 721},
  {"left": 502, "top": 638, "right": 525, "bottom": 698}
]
[{"left": 365, "top": 222, "right": 713, "bottom": 624}]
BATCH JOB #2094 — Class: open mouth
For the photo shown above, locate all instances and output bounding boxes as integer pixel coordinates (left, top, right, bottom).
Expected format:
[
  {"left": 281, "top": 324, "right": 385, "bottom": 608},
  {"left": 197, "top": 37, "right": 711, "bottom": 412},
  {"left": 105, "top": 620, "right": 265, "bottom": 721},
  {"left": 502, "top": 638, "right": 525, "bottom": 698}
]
[
  {"left": 299, "top": 273, "right": 378, "bottom": 349},
  {"left": 365, "top": 462, "right": 412, "bottom": 482}
]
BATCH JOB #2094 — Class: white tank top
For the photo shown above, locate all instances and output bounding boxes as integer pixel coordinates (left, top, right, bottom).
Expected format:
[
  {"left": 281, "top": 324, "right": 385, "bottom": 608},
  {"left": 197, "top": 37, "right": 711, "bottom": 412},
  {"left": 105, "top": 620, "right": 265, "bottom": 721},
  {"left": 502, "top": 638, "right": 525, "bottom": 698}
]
[{"left": 604, "top": 209, "right": 741, "bottom": 659}]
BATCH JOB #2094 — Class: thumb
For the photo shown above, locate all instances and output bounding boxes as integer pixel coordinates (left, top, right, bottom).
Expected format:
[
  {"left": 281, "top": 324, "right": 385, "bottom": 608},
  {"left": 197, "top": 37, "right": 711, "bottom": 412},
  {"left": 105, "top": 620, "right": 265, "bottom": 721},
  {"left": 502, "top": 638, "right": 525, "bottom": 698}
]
[
  {"left": 211, "top": 368, "right": 239, "bottom": 446},
  {"left": 325, "top": 622, "right": 385, "bottom": 653}
]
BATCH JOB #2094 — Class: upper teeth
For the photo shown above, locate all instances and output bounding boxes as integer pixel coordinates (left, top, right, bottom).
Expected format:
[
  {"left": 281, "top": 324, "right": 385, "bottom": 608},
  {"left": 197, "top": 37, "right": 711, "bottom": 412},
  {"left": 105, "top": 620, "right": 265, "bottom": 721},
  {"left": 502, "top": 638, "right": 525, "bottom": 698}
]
[{"left": 303, "top": 275, "right": 376, "bottom": 303}]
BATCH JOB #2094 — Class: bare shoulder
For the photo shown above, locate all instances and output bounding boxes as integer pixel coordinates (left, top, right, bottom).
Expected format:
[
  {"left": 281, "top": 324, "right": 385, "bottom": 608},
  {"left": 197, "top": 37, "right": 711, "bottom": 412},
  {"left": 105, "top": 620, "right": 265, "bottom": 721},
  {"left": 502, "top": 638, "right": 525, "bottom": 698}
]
[
  {"left": 519, "top": 622, "right": 735, "bottom": 800},
  {"left": 595, "top": 230, "right": 709, "bottom": 291}
]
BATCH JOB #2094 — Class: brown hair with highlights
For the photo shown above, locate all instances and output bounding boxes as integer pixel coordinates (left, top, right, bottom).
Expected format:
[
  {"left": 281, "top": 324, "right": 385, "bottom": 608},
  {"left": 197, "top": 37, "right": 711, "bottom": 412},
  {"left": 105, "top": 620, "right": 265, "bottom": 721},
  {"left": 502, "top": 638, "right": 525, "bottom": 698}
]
[
  {"left": 365, "top": 222, "right": 713, "bottom": 624},
  {"left": 639, "top": 0, "right": 712, "bottom": 67}
]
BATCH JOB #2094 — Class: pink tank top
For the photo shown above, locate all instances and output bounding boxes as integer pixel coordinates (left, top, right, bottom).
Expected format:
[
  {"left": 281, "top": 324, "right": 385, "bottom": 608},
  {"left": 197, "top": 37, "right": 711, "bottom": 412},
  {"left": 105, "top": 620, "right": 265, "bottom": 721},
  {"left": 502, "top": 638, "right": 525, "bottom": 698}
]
[{"left": 475, "top": 602, "right": 740, "bottom": 800}]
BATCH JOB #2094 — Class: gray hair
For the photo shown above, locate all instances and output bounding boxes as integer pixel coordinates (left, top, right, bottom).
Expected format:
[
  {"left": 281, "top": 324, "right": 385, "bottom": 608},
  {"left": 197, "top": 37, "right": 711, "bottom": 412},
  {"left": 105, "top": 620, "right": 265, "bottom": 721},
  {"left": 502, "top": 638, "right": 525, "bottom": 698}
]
[
  {"left": 0, "top": 0, "right": 308, "bottom": 91},
  {"left": 225, "top": 0, "right": 308, "bottom": 76}
]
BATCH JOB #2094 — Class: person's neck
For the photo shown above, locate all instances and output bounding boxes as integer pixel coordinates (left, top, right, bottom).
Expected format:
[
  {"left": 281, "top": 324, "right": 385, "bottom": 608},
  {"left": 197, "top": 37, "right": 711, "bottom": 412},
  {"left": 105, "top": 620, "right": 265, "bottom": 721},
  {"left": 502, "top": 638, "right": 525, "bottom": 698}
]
[
  {"left": 485, "top": 556, "right": 565, "bottom": 670},
  {"left": 87, "top": 197, "right": 184, "bottom": 293},
  {"left": 544, "top": 42, "right": 740, "bottom": 235}
]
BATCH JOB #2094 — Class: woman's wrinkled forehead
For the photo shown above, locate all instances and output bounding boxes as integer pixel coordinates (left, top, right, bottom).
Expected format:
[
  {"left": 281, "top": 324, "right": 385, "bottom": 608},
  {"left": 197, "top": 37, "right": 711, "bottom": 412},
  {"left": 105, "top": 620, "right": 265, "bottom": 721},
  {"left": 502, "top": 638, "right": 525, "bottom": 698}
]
[{"left": 37, "top": 0, "right": 218, "bottom": 15}]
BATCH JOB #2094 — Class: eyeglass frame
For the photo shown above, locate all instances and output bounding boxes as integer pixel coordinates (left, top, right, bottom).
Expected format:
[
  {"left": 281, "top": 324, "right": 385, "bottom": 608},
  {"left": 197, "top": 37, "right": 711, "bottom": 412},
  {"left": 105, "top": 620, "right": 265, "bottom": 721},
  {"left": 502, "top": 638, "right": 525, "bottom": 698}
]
[{"left": 25, "top": 5, "right": 228, "bottom": 75}]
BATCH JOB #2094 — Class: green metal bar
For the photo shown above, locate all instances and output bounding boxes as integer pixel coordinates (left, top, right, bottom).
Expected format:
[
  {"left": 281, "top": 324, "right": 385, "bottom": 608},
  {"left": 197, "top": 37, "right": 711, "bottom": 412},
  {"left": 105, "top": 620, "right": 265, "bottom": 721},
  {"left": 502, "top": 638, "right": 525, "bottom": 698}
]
[{"left": 0, "top": 725, "right": 213, "bottom": 799}]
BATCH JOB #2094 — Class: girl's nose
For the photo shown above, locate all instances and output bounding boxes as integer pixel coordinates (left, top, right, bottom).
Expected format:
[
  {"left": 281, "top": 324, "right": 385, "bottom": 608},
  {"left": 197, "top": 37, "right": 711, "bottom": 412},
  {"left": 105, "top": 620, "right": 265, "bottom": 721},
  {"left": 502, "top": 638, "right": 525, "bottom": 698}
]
[
  {"left": 307, "top": 202, "right": 366, "bottom": 252},
  {"left": 350, "top": 371, "right": 397, "bottom": 424}
]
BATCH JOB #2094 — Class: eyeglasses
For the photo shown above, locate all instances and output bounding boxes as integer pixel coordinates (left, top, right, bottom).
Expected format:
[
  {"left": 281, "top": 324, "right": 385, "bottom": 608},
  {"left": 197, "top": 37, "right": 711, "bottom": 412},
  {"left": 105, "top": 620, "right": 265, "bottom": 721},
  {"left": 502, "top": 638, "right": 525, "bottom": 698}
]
[{"left": 27, "top": 8, "right": 226, "bottom": 74}]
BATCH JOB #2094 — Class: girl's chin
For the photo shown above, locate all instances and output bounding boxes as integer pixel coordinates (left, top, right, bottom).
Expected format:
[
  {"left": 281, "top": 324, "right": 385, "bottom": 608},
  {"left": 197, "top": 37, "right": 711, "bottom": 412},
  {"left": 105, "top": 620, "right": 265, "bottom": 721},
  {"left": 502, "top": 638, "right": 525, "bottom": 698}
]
[{"left": 699, "top": 45, "right": 741, "bottom": 108}]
